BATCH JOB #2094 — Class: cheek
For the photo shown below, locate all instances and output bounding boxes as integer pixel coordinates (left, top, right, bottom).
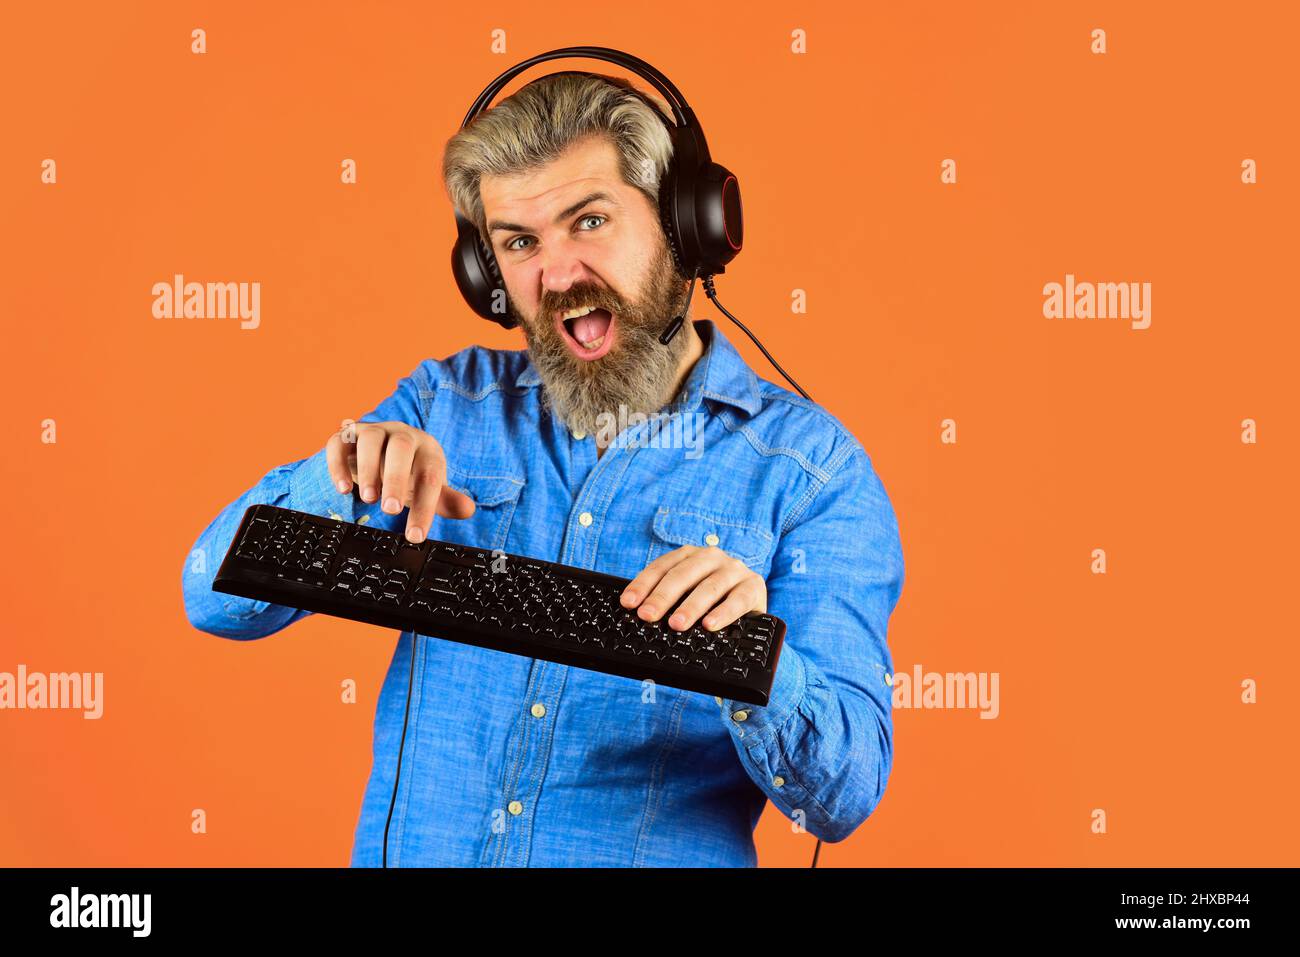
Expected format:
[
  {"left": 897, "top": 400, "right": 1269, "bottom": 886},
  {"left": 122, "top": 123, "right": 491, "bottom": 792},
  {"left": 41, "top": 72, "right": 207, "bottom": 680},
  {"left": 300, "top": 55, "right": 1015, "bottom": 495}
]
[{"left": 496, "top": 273, "right": 532, "bottom": 323}]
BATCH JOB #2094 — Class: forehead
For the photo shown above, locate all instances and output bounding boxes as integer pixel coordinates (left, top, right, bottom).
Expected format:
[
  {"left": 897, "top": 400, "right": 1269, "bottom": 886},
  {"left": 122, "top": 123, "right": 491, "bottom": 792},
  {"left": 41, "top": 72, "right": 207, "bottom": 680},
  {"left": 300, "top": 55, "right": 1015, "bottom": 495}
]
[{"left": 480, "top": 133, "right": 630, "bottom": 218}]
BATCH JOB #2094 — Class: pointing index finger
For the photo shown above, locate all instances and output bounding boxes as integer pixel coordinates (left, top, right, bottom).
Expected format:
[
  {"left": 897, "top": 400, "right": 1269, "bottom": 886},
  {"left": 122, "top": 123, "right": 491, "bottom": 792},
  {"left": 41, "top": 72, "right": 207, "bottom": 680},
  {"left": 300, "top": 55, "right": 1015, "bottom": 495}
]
[{"left": 404, "top": 443, "right": 449, "bottom": 543}]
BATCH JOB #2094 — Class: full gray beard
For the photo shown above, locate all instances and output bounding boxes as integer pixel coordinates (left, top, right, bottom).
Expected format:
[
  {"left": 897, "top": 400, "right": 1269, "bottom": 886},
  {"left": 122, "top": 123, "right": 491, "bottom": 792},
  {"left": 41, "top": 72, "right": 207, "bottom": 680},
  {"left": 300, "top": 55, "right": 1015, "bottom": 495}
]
[
  {"left": 516, "top": 247, "right": 692, "bottom": 440},
  {"left": 527, "top": 317, "right": 689, "bottom": 438}
]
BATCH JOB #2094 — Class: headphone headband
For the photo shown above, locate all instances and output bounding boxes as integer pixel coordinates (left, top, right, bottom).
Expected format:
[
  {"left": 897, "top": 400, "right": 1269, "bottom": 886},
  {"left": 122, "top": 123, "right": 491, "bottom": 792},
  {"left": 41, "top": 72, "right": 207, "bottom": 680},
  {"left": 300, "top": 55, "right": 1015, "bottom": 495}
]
[{"left": 460, "top": 46, "right": 695, "bottom": 129}]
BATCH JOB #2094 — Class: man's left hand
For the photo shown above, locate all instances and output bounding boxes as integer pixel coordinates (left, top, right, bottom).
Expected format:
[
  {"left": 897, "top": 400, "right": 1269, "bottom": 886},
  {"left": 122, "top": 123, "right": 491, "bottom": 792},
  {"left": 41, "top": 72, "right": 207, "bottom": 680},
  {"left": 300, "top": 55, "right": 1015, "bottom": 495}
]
[{"left": 619, "top": 545, "right": 766, "bottom": 632}]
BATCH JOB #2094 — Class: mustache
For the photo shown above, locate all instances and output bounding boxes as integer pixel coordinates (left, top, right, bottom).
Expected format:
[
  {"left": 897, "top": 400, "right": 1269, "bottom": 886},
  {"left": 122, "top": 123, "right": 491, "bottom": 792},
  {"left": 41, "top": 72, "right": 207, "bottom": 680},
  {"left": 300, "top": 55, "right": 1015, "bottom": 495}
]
[{"left": 541, "top": 286, "right": 624, "bottom": 320}]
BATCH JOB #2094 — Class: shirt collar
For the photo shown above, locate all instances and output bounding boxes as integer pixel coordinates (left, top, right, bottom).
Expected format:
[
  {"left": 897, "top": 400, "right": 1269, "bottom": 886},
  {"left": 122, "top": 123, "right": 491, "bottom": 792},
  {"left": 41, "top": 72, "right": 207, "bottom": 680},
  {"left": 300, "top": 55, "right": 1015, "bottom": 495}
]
[{"left": 511, "top": 318, "right": 762, "bottom": 417}]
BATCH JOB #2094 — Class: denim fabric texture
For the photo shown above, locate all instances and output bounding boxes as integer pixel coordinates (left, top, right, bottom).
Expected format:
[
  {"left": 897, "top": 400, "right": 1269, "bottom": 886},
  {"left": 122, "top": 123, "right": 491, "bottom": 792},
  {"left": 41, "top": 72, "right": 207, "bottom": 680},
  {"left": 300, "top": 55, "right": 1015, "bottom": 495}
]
[{"left": 182, "top": 318, "right": 905, "bottom": 866}]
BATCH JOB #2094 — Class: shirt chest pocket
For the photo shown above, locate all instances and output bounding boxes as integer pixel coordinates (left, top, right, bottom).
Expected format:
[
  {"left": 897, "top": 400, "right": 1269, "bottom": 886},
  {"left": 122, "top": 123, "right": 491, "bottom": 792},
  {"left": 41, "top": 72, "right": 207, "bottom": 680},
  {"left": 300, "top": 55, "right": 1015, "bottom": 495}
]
[
  {"left": 645, "top": 505, "right": 775, "bottom": 571},
  {"left": 436, "top": 468, "right": 526, "bottom": 552}
]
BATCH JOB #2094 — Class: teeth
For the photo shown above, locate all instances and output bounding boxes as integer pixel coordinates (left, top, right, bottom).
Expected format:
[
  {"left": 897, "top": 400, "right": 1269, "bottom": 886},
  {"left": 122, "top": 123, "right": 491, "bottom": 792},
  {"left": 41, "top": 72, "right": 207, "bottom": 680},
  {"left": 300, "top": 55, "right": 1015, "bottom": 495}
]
[{"left": 580, "top": 334, "right": 606, "bottom": 351}]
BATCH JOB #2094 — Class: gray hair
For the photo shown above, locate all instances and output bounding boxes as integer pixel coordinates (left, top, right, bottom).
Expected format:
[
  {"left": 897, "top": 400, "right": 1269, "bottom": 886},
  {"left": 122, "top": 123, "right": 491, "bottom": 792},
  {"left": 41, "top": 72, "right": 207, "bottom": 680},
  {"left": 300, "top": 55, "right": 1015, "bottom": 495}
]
[{"left": 441, "top": 72, "right": 675, "bottom": 245}]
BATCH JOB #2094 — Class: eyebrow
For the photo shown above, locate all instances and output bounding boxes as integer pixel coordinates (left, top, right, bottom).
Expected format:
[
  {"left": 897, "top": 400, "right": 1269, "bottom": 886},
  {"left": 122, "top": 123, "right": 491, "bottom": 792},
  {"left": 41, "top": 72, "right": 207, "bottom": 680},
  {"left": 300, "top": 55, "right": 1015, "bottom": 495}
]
[{"left": 486, "top": 191, "right": 617, "bottom": 235}]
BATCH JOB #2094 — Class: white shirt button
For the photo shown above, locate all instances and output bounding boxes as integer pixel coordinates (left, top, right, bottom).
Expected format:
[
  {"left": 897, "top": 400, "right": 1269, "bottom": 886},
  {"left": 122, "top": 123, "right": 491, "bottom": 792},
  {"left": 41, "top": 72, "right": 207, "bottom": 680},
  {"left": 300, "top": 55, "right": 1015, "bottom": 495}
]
[
  {"left": 571, "top": 429, "right": 586, "bottom": 440},
  {"left": 732, "top": 710, "right": 749, "bottom": 722},
  {"left": 772, "top": 776, "right": 786, "bottom": 787},
  {"left": 578, "top": 512, "right": 593, "bottom": 527},
  {"left": 507, "top": 800, "right": 523, "bottom": 815},
  {"left": 714, "top": 696, "right": 723, "bottom": 706},
  {"left": 704, "top": 533, "right": 720, "bottom": 546},
  {"left": 530, "top": 702, "right": 546, "bottom": 718}
]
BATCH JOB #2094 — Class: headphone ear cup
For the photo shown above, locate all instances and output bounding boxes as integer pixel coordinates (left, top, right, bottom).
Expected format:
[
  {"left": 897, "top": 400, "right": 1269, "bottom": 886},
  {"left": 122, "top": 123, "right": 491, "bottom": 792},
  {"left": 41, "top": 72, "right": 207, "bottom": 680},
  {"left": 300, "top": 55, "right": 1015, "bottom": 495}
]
[
  {"left": 693, "top": 161, "right": 743, "bottom": 272},
  {"left": 452, "top": 214, "right": 518, "bottom": 328},
  {"left": 658, "top": 124, "right": 743, "bottom": 279}
]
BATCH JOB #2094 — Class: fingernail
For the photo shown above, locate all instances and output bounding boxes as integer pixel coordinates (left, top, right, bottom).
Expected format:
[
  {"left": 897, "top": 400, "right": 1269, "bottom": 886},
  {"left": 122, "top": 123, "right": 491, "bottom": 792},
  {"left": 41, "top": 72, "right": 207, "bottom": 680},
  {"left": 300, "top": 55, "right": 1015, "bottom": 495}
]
[
  {"left": 407, "top": 526, "right": 424, "bottom": 543},
  {"left": 383, "top": 496, "right": 400, "bottom": 513},
  {"left": 621, "top": 590, "right": 637, "bottom": 604},
  {"left": 669, "top": 614, "right": 685, "bottom": 629},
  {"left": 363, "top": 486, "right": 376, "bottom": 502},
  {"left": 703, "top": 616, "right": 715, "bottom": 629},
  {"left": 336, "top": 479, "right": 350, "bottom": 494},
  {"left": 639, "top": 604, "right": 655, "bottom": 619}
]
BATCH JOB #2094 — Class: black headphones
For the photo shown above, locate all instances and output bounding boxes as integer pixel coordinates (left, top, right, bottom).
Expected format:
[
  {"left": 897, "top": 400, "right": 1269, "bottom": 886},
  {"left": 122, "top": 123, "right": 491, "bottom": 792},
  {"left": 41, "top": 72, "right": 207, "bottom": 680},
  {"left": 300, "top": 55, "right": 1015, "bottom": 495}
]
[{"left": 449, "top": 46, "right": 744, "bottom": 329}]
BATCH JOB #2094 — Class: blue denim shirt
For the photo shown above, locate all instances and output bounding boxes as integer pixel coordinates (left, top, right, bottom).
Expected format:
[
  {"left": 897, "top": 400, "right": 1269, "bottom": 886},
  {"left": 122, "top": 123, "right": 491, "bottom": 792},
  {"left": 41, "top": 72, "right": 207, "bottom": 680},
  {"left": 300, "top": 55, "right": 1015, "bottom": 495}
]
[{"left": 182, "top": 318, "right": 905, "bottom": 866}]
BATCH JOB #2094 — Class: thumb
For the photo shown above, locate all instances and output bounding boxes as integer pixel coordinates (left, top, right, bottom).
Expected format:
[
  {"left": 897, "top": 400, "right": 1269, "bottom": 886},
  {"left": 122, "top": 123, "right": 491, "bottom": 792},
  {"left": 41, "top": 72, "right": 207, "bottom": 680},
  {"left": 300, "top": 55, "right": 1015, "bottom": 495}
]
[{"left": 436, "top": 486, "right": 477, "bottom": 520}]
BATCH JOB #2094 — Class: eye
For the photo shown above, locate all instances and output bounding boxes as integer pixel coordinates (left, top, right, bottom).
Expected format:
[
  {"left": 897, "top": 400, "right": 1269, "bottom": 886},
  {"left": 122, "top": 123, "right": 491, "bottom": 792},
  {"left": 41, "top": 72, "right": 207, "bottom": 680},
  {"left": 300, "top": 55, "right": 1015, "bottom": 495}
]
[{"left": 503, "top": 214, "right": 607, "bottom": 253}]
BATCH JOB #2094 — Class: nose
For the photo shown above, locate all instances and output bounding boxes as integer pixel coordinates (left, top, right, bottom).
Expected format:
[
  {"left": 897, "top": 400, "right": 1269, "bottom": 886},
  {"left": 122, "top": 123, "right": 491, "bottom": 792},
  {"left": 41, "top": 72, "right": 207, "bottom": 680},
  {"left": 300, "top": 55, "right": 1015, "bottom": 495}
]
[{"left": 538, "top": 238, "right": 594, "bottom": 300}]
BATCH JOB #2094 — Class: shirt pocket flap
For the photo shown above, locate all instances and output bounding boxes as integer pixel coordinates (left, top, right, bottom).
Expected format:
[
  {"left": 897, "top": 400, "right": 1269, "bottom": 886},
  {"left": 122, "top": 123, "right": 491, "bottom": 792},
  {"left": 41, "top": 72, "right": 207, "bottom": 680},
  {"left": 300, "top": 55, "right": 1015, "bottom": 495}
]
[
  {"left": 446, "top": 469, "right": 525, "bottom": 507},
  {"left": 651, "top": 506, "right": 774, "bottom": 568}
]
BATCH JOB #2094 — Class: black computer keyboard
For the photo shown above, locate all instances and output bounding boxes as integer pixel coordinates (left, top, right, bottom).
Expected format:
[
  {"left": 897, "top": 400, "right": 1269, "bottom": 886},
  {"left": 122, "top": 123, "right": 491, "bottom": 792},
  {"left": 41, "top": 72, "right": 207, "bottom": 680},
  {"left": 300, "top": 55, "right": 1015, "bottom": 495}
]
[{"left": 211, "top": 504, "right": 786, "bottom": 705}]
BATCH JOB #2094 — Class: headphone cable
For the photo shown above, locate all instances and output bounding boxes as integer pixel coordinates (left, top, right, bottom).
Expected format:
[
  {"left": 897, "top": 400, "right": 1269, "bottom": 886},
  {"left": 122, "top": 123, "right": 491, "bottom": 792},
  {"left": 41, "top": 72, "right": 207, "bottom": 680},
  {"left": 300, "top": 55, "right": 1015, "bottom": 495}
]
[
  {"left": 701, "top": 275, "right": 811, "bottom": 401},
  {"left": 701, "top": 274, "right": 822, "bottom": 868},
  {"left": 382, "top": 632, "right": 419, "bottom": 867}
]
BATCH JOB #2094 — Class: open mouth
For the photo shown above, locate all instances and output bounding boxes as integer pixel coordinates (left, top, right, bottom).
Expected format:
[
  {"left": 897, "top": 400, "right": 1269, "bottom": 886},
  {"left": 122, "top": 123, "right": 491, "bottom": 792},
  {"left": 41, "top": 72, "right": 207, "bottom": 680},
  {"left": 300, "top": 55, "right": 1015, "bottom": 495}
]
[{"left": 555, "top": 305, "right": 616, "bottom": 361}]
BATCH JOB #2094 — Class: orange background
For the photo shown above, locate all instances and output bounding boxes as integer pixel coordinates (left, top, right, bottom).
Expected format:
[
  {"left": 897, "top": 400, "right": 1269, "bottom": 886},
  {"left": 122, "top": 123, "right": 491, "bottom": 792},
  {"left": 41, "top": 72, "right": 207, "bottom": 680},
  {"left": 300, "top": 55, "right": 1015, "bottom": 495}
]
[{"left": 2, "top": 1, "right": 1296, "bottom": 866}]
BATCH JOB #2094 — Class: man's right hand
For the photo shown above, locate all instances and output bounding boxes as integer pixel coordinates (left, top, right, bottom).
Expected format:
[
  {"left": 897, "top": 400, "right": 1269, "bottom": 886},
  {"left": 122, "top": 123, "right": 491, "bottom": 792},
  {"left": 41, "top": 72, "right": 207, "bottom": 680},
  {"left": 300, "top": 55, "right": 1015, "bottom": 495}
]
[{"left": 325, "top": 419, "right": 476, "bottom": 543}]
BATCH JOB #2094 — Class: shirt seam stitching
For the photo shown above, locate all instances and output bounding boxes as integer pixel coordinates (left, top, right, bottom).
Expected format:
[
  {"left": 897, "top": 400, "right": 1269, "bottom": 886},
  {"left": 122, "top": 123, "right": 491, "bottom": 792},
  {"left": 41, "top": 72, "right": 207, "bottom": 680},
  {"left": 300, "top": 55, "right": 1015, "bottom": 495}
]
[
  {"left": 717, "top": 411, "right": 835, "bottom": 482},
  {"left": 581, "top": 432, "right": 643, "bottom": 568},
  {"left": 495, "top": 665, "right": 539, "bottom": 868},
  {"left": 633, "top": 689, "right": 690, "bottom": 867},
  {"left": 780, "top": 443, "right": 860, "bottom": 534},
  {"left": 436, "top": 380, "right": 533, "bottom": 402},
  {"left": 517, "top": 664, "right": 569, "bottom": 866}
]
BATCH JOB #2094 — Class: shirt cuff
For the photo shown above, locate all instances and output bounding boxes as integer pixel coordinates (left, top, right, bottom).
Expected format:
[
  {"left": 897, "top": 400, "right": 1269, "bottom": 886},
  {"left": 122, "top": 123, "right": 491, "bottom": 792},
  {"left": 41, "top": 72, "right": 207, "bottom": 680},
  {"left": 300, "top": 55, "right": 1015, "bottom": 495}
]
[{"left": 719, "top": 638, "right": 807, "bottom": 747}]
